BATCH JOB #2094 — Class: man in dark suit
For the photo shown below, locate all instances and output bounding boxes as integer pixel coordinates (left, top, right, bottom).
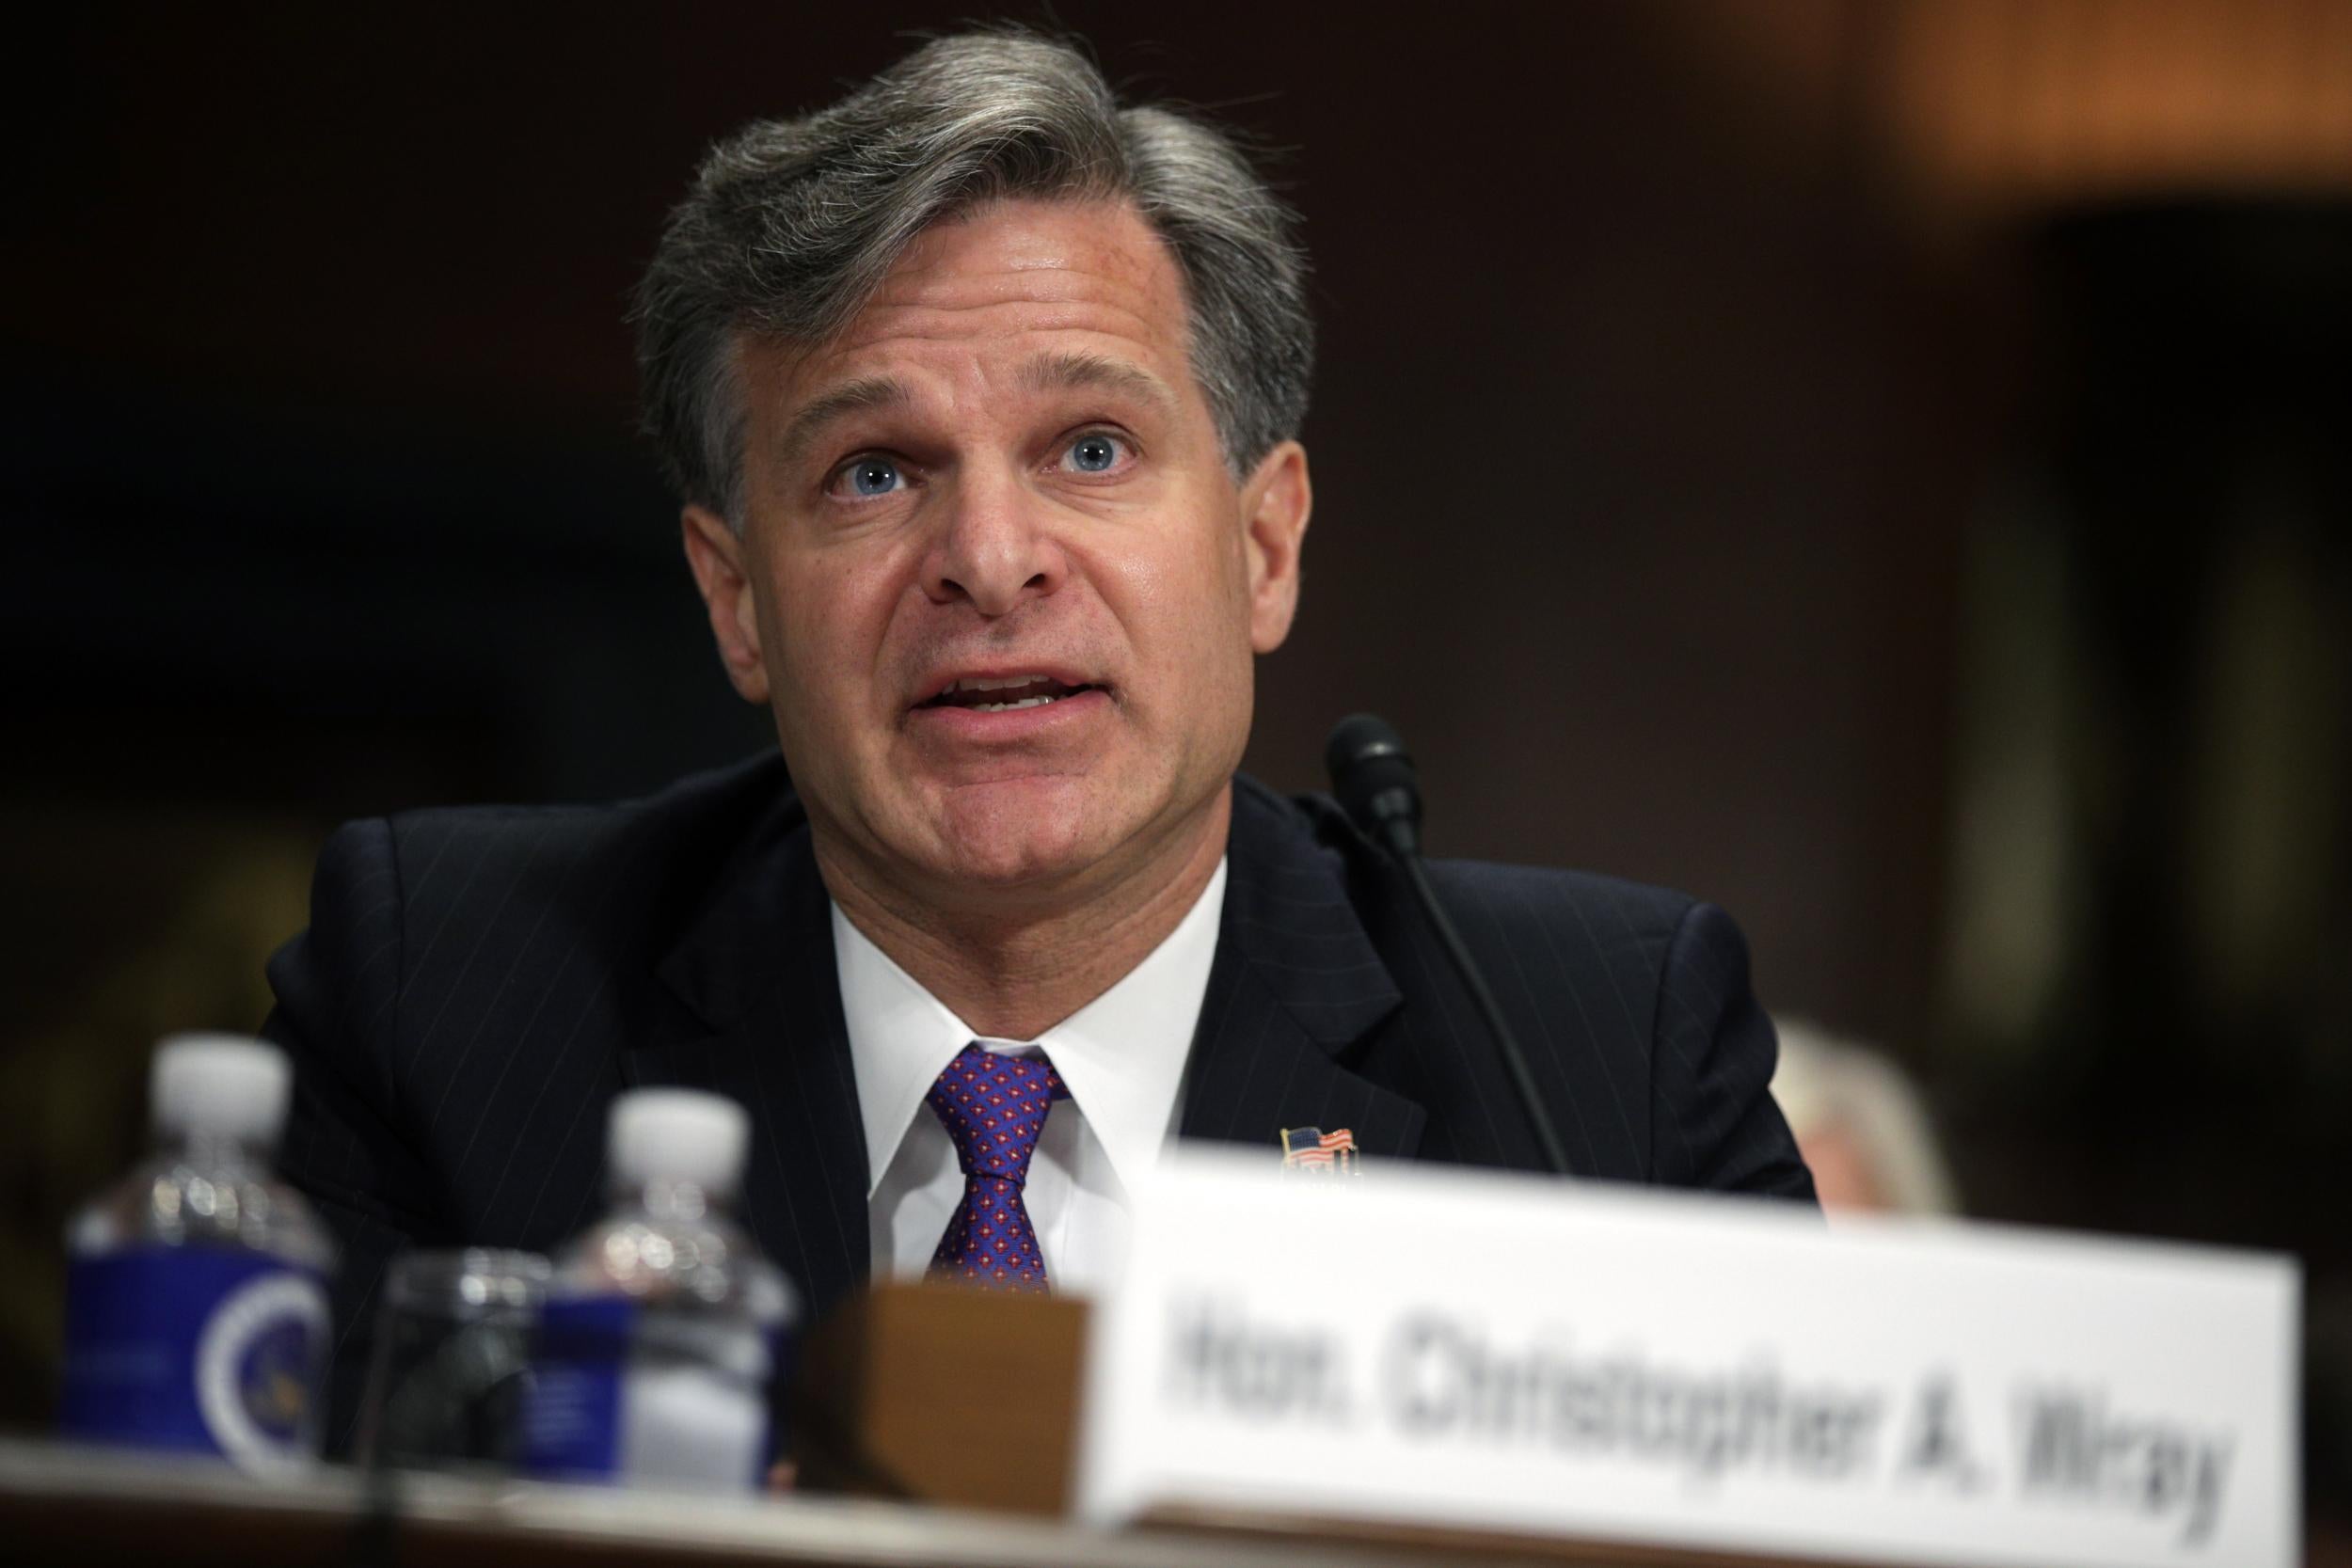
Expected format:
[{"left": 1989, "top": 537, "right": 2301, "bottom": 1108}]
[{"left": 264, "top": 29, "right": 1813, "bottom": 1445}]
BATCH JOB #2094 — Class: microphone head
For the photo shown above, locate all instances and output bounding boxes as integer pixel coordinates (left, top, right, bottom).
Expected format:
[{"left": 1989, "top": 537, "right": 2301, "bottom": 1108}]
[
  {"left": 1326, "top": 711, "right": 1411, "bottom": 784},
  {"left": 1325, "top": 712, "right": 1422, "bottom": 853}
]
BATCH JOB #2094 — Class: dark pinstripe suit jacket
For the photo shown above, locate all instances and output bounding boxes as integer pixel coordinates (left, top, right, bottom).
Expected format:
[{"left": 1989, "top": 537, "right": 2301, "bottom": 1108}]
[{"left": 263, "top": 752, "right": 1812, "bottom": 1444}]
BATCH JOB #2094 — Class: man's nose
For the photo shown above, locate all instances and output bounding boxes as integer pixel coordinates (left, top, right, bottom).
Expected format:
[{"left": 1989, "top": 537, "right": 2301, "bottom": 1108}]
[{"left": 919, "top": 467, "right": 1067, "bottom": 616}]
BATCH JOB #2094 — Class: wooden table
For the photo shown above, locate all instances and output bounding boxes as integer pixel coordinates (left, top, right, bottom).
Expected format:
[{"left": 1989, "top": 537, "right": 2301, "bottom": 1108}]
[{"left": 0, "top": 1437, "right": 1479, "bottom": 1568}]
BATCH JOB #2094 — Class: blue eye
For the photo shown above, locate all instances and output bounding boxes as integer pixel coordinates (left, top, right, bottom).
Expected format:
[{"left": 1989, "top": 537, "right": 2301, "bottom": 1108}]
[
  {"left": 1064, "top": 433, "right": 1123, "bottom": 474},
  {"left": 844, "top": 455, "right": 902, "bottom": 498}
]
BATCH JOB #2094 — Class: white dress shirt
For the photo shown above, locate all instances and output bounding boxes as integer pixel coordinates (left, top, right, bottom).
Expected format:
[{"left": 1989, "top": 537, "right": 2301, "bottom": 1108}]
[{"left": 832, "top": 860, "right": 1226, "bottom": 1298}]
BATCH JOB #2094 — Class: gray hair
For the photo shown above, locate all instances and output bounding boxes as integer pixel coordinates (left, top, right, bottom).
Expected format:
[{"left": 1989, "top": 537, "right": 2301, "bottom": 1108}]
[{"left": 633, "top": 28, "right": 1313, "bottom": 526}]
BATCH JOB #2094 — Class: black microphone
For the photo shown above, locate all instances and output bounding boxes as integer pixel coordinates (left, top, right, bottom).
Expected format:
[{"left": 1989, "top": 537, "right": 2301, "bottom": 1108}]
[
  {"left": 1326, "top": 714, "right": 1573, "bottom": 1177},
  {"left": 1324, "top": 713, "right": 1422, "bottom": 858}
]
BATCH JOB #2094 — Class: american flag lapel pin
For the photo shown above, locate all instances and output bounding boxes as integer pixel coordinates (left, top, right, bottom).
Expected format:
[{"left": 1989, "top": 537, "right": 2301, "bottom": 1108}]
[{"left": 1279, "top": 1126, "right": 1359, "bottom": 1177}]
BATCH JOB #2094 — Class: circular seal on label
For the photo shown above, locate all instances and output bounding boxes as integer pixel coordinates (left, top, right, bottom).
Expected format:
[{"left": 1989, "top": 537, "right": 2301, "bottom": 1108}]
[{"left": 195, "top": 1271, "right": 328, "bottom": 1472}]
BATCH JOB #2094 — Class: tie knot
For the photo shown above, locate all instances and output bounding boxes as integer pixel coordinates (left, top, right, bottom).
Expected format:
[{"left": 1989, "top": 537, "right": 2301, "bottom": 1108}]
[{"left": 925, "top": 1043, "right": 1069, "bottom": 1181}]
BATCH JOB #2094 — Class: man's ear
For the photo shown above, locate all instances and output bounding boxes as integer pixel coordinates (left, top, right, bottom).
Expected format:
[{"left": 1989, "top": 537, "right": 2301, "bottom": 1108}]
[
  {"left": 680, "top": 504, "right": 771, "bottom": 704},
  {"left": 1241, "top": 440, "right": 1311, "bottom": 654}
]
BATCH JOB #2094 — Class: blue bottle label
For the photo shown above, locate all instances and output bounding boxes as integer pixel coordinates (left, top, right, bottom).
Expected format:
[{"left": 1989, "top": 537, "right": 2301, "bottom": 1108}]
[
  {"left": 765, "top": 1321, "right": 793, "bottom": 1466},
  {"left": 516, "top": 1296, "right": 636, "bottom": 1479},
  {"left": 519, "top": 1296, "right": 780, "bottom": 1490},
  {"left": 59, "top": 1246, "right": 329, "bottom": 1470}
]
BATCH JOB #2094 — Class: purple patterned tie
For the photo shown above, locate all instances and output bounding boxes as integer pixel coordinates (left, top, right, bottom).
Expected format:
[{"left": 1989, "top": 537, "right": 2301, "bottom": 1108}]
[{"left": 925, "top": 1043, "right": 1070, "bottom": 1291}]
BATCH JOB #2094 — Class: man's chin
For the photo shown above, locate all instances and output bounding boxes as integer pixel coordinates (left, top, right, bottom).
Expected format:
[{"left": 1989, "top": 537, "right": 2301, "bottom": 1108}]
[
  {"left": 923, "top": 789, "right": 1101, "bottom": 888},
  {"left": 901, "top": 771, "right": 1155, "bottom": 897},
  {"left": 929, "top": 842, "right": 1092, "bottom": 895}
]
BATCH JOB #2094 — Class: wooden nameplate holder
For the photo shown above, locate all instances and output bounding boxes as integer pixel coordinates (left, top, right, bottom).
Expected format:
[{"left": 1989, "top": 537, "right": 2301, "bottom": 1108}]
[{"left": 791, "top": 1282, "right": 1089, "bottom": 1517}]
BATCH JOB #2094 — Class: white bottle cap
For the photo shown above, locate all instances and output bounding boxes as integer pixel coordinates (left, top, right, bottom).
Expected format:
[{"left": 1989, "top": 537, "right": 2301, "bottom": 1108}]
[
  {"left": 608, "top": 1088, "right": 749, "bottom": 1200},
  {"left": 151, "top": 1034, "right": 292, "bottom": 1148}
]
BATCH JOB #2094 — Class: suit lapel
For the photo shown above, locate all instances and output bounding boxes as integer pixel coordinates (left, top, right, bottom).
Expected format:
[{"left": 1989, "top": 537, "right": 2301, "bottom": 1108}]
[
  {"left": 628, "top": 802, "right": 870, "bottom": 1321},
  {"left": 1180, "top": 781, "right": 1426, "bottom": 1161}
]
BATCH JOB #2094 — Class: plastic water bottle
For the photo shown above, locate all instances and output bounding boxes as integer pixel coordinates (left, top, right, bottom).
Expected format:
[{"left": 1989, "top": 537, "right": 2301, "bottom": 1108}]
[
  {"left": 57, "top": 1034, "right": 336, "bottom": 1473},
  {"left": 518, "top": 1087, "right": 797, "bottom": 1491}
]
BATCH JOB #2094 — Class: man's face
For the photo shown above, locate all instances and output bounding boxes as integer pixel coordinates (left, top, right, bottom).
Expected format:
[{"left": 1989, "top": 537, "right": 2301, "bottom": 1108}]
[{"left": 683, "top": 198, "right": 1310, "bottom": 912}]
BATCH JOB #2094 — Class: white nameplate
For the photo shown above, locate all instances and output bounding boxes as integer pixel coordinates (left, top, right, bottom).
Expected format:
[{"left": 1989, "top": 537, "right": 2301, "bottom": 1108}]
[{"left": 1076, "top": 1151, "right": 2296, "bottom": 1567}]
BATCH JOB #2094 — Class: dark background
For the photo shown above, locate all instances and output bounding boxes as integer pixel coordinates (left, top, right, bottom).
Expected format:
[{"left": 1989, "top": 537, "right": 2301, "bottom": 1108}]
[{"left": 5, "top": 0, "right": 2348, "bottom": 1518}]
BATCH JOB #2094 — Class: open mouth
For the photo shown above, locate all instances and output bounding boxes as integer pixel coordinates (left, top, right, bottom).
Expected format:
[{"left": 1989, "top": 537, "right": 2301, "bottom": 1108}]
[{"left": 918, "top": 673, "right": 1104, "bottom": 715}]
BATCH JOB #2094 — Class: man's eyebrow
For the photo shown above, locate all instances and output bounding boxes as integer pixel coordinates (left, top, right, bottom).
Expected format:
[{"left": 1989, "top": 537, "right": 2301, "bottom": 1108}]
[
  {"left": 773, "top": 356, "right": 1174, "bottom": 471},
  {"left": 1015, "top": 352, "right": 1179, "bottom": 415},
  {"left": 774, "top": 376, "right": 911, "bottom": 470}
]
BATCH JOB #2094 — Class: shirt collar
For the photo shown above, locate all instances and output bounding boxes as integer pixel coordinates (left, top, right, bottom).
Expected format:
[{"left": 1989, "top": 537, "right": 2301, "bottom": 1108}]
[{"left": 833, "top": 858, "right": 1227, "bottom": 1201}]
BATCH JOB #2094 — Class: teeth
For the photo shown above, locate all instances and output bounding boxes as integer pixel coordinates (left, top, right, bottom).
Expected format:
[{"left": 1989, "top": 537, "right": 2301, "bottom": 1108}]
[
  {"left": 970, "top": 694, "right": 1059, "bottom": 712},
  {"left": 953, "top": 674, "right": 1053, "bottom": 693}
]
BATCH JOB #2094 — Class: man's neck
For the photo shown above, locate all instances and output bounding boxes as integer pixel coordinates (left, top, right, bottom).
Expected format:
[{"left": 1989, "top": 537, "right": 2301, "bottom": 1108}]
[{"left": 817, "top": 790, "right": 1231, "bottom": 1041}]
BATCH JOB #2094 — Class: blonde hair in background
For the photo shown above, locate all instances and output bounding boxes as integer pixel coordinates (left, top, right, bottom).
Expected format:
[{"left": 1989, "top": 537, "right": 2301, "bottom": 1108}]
[{"left": 1771, "top": 1020, "right": 1961, "bottom": 1217}]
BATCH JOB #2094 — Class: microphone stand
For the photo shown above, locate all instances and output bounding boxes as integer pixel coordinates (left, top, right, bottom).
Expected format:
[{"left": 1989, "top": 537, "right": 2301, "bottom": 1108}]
[
  {"left": 1394, "top": 853, "right": 1576, "bottom": 1178},
  {"left": 1327, "top": 715, "right": 1575, "bottom": 1178}
]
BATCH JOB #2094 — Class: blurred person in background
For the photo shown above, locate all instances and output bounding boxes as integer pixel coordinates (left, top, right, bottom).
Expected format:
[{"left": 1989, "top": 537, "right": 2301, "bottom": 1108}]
[{"left": 1770, "top": 1021, "right": 1959, "bottom": 1217}]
